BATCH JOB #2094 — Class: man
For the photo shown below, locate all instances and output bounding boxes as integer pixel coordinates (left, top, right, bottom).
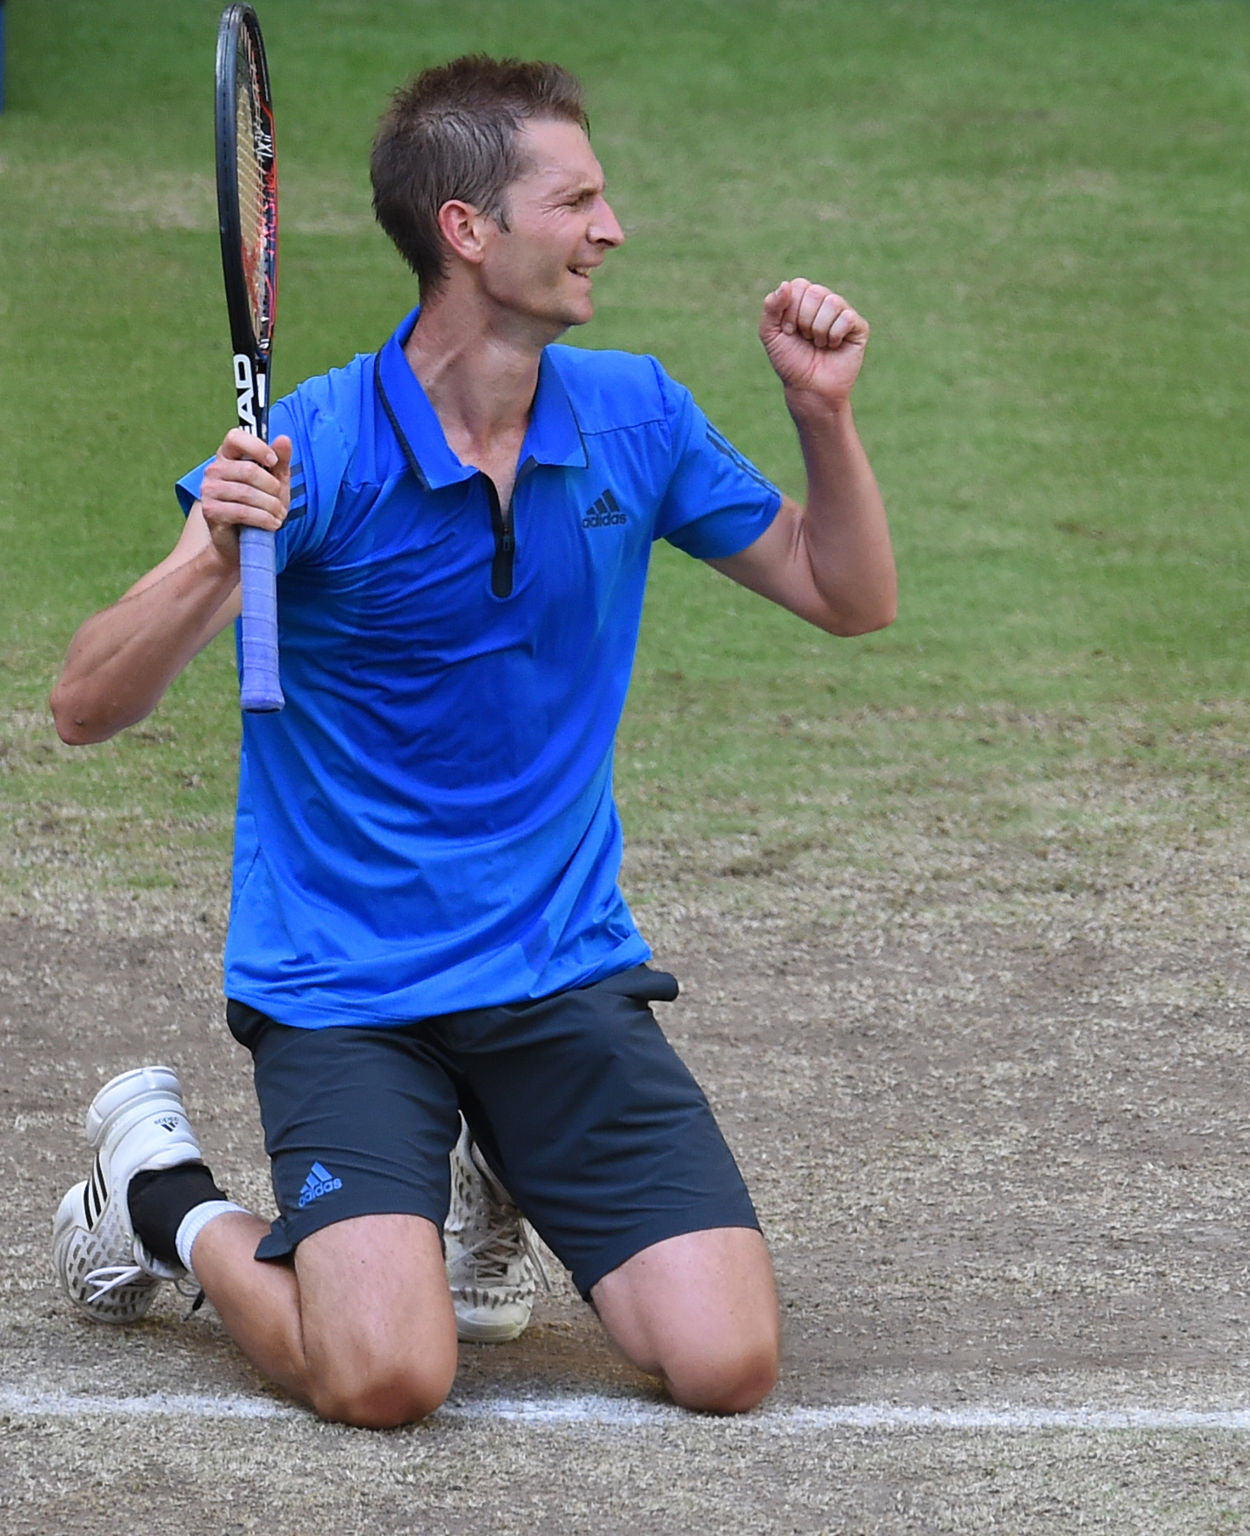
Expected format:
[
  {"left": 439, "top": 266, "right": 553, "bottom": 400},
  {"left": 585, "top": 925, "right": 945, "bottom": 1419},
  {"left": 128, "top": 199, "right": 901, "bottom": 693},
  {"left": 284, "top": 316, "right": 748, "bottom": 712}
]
[{"left": 50, "top": 55, "right": 895, "bottom": 1427}]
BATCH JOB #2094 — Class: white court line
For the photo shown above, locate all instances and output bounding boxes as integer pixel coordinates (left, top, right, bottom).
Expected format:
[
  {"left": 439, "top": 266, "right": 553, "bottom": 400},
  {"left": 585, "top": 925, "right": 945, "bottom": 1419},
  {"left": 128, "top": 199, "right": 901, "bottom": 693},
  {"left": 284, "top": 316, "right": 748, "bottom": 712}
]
[{"left": 5, "top": 1387, "right": 1250, "bottom": 1433}]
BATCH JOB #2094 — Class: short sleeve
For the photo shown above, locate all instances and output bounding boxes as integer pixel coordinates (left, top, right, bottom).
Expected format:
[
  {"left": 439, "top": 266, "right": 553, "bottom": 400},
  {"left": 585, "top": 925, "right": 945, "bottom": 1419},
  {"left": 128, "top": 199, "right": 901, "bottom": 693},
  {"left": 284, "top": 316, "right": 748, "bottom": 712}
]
[
  {"left": 173, "top": 387, "right": 350, "bottom": 573},
  {"left": 650, "top": 360, "right": 781, "bottom": 560}
]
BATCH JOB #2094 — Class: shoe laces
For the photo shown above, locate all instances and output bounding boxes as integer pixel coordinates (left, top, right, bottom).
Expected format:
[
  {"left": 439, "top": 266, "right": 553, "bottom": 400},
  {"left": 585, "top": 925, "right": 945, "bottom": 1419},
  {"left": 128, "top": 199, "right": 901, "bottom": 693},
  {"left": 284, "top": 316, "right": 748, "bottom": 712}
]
[
  {"left": 456, "top": 1151, "right": 551, "bottom": 1291},
  {"left": 82, "top": 1261, "right": 148, "bottom": 1300},
  {"left": 82, "top": 1263, "right": 202, "bottom": 1305},
  {"left": 454, "top": 1217, "right": 550, "bottom": 1289}
]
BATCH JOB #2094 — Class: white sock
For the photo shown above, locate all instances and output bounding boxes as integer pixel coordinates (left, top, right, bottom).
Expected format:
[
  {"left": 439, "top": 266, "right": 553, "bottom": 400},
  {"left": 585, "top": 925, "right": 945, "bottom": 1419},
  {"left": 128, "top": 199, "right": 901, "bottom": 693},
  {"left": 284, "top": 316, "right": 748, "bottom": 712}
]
[{"left": 175, "top": 1200, "right": 249, "bottom": 1278}]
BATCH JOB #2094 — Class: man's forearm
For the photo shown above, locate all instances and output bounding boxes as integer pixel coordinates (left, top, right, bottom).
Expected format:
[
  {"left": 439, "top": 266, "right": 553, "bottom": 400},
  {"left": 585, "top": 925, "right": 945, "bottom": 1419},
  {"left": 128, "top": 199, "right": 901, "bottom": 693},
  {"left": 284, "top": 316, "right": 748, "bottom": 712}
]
[
  {"left": 51, "top": 548, "right": 240, "bottom": 745},
  {"left": 790, "top": 391, "right": 896, "bottom": 634}
]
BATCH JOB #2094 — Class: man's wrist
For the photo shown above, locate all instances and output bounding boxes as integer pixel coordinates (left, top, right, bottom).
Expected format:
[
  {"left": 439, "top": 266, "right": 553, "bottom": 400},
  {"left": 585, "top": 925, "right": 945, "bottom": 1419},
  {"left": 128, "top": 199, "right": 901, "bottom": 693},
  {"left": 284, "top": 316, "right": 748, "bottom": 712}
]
[
  {"left": 196, "top": 534, "right": 245, "bottom": 588},
  {"left": 784, "top": 385, "right": 854, "bottom": 429}
]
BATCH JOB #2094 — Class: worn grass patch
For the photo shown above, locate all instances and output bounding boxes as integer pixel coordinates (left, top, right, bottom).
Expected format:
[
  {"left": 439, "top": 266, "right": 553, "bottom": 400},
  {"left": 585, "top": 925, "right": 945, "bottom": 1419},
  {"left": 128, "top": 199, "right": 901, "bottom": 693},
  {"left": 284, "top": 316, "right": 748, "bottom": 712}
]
[{"left": 3, "top": 0, "right": 1247, "bottom": 934}]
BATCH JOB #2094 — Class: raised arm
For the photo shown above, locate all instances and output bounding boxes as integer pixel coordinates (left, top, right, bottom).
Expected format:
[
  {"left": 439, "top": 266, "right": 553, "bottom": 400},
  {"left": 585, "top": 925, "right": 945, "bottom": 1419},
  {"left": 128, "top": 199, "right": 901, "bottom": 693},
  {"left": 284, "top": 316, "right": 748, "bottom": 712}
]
[
  {"left": 50, "top": 430, "right": 291, "bottom": 744},
  {"left": 710, "top": 279, "right": 896, "bottom": 636}
]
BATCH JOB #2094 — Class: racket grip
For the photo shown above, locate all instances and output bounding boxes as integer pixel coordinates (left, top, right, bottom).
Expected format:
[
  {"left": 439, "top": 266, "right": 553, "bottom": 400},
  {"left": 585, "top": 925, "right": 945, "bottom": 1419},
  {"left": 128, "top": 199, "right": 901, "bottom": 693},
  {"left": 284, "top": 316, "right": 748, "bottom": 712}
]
[{"left": 238, "top": 526, "right": 284, "bottom": 712}]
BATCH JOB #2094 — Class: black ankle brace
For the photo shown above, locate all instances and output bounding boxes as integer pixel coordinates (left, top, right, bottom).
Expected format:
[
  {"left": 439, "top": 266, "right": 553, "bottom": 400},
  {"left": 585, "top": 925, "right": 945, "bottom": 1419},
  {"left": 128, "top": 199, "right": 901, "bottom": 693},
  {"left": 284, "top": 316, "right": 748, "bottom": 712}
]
[{"left": 128, "top": 1162, "right": 228, "bottom": 1267}]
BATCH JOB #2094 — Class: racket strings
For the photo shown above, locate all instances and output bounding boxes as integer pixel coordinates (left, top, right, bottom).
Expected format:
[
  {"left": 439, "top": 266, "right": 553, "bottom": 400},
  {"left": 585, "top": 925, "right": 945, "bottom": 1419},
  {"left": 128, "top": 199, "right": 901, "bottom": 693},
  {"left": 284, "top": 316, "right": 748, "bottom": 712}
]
[{"left": 234, "top": 35, "right": 275, "bottom": 345}]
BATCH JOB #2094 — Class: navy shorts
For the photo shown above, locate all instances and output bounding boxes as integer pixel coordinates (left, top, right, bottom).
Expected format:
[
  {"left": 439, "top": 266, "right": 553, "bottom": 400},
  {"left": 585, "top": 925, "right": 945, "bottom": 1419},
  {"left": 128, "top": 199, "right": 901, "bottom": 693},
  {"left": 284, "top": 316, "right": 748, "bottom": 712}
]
[{"left": 225, "top": 965, "right": 759, "bottom": 1298}]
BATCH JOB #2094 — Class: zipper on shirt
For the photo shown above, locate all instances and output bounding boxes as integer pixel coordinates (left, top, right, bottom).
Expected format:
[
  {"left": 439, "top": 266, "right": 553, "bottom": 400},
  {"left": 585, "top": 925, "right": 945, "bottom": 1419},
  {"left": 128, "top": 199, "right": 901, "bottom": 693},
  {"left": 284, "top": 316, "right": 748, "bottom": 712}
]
[
  {"left": 375, "top": 350, "right": 521, "bottom": 598},
  {"left": 484, "top": 476, "right": 516, "bottom": 599}
]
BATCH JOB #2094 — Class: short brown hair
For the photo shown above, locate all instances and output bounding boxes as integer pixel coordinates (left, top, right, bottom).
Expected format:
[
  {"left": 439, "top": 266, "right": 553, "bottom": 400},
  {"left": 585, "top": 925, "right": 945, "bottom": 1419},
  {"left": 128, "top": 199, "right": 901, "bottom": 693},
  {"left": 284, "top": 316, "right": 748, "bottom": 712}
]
[{"left": 371, "top": 55, "right": 589, "bottom": 297}]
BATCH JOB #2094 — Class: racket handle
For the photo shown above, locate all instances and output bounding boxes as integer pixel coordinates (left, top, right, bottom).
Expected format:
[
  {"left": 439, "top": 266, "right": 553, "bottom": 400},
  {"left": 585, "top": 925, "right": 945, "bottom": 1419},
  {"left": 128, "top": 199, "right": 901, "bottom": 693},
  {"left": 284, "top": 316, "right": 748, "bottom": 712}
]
[{"left": 238, "top": 525, "right": 284, "bottom": 712}]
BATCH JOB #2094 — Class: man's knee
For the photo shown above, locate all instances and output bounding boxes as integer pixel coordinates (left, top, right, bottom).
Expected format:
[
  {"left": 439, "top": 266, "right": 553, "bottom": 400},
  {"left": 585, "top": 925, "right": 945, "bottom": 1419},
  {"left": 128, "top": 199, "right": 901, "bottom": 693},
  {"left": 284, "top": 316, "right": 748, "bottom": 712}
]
[
  {"left": 593, "top": 1225, "right": 781, "bottom": 1414},
  {"left": 661, "top": 1326, "right": 780, "bottom": 1415},
  {"left": 307, "top": 1347, "right": 456, "bottom": 1429},
  {"left": 293, "top": 1213, "right": 458, "bottom": 1427}
]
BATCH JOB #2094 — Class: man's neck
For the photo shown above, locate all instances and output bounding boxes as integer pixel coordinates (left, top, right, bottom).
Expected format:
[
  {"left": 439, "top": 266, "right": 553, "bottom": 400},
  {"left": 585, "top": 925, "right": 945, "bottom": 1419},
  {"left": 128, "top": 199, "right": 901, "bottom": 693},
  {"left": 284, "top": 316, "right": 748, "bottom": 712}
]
[{"left": 403, "top": 293, "right": 562, "bottom": 455}]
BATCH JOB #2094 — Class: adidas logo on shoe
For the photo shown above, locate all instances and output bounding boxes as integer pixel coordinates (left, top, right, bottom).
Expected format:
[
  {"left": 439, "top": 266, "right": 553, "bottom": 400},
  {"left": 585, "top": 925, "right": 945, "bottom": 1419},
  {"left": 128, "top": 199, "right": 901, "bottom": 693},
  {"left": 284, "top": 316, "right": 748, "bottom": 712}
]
[
  {"left": 298, "top": 1161, "right": 343, "bottom": 1209},
  {"left": 154, "top": 1113, "right": 183, "bottom": 1133},
  {"left": 582, "top": 489, "right": 626, "bottom": 528}
]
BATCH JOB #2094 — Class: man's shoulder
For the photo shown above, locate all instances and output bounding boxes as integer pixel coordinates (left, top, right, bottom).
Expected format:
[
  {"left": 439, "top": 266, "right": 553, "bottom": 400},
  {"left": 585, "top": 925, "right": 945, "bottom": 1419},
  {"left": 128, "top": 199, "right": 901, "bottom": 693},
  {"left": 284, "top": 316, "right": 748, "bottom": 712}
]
[
  {"left": 545, "top": 344, "right": 683, "bottom": 433},
  {"left": 278, "top": 347, "right": 375, "bottom": 432},
  {"left": 269, "top": 346, "right": 387, "bottom": 519}
]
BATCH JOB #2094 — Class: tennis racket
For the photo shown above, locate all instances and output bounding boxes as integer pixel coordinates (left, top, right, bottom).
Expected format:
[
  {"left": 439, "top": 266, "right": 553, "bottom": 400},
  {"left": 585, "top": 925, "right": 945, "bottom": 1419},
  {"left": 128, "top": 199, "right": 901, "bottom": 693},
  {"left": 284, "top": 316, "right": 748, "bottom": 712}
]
[{"left": 215, "top": 3, "right": 283, "bottom": 712}]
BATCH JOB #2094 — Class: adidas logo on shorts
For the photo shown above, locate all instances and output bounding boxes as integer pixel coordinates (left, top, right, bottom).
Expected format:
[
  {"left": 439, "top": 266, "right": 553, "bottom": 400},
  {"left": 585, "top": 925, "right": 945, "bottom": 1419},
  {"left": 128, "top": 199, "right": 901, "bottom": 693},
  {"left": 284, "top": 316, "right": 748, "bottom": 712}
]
[{"left": 298, "top": 1160, "right": 343, "bottom": 1208}]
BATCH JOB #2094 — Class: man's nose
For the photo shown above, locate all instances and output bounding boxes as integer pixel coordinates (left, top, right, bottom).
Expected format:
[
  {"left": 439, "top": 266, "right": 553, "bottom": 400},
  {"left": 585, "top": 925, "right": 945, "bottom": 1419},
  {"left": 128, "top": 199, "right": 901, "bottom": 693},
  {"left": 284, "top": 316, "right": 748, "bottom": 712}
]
[{"left": 591, "top": 196, "right": 625, "bottom": 247}]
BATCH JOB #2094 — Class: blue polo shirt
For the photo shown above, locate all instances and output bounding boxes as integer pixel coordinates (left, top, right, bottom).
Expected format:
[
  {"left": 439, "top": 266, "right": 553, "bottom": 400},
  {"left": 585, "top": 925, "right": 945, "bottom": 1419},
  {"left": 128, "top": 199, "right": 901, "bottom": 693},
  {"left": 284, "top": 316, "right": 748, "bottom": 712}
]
[{"left": 178, "top": 309, "right": 781, "bottom": 1027}]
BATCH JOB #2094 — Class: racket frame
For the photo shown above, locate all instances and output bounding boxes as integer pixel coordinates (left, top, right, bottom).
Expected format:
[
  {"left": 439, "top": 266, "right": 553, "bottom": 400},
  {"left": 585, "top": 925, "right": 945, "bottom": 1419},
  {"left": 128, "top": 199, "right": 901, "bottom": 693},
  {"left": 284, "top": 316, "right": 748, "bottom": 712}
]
[{"left": 214, "top": 2, "right": 284, "bottom": 713}]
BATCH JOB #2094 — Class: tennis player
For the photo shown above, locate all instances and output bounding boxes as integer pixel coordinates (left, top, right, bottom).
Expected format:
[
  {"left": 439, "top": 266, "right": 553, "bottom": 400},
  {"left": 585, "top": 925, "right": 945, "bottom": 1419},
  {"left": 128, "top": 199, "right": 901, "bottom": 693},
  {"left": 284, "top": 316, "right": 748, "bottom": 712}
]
[{"left": 49, "top": 55, "right": 896, "bottom": 1427}]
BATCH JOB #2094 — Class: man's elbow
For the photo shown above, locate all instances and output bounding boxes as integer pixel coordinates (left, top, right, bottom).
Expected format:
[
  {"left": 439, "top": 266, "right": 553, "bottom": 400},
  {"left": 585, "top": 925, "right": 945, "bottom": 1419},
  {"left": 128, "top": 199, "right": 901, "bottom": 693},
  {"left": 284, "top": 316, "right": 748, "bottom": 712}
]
[
  {"left": 823, "top": 591, "right": 897, "bottom": 637},
  {"left": 50, "top": 696, "right": 92, "bottom": 746},
  {"left": 50, "top": 683, "right": 114, "bottom": 746}
]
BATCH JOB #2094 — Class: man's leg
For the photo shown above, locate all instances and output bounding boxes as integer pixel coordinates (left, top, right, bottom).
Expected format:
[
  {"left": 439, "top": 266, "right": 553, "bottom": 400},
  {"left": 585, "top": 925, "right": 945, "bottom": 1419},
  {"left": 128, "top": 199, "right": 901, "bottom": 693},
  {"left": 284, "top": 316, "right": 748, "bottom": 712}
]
[
  {"left": 591, "top": 1227, "right": 780, "bottom": 1414},
  {"left": 53, "top": 1049, "right": 462, "bottom": 1429},
  {"left": 189, "top": 1209, "right": 457, "bottom": 1428},
  {"left": 452, "top": 965, "right": 779, "bottom": 1415}
]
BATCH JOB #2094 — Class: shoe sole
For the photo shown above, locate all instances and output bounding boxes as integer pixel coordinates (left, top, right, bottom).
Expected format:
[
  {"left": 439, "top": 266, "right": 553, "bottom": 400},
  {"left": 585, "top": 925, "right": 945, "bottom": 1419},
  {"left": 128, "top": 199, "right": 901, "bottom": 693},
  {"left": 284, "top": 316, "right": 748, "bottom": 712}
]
[
  {"left": 454, "top": 1310, "right": 531, "bottom": 1343},
  {"left": 52, "top": 1181, "right": 88, "bottom": 1249}
]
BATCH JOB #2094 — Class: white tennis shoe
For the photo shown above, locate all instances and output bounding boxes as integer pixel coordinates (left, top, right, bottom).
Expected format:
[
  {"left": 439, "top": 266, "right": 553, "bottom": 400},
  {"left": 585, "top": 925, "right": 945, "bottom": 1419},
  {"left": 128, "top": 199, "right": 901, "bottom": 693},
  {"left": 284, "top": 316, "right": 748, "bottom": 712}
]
[
  {"left": 52, "top": 1065, "right": 202, "bottom": 1324},
  {"left": 445, "top": 1120, "right": 544, "bottom": 1342}
]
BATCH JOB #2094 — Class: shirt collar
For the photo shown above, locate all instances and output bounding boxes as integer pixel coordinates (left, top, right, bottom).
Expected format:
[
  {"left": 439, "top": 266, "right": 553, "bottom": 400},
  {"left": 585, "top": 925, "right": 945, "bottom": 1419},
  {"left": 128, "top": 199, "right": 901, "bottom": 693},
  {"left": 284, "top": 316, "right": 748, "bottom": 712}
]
[{"left": 376, "top": 307, "right": 589, "bottom": 490}]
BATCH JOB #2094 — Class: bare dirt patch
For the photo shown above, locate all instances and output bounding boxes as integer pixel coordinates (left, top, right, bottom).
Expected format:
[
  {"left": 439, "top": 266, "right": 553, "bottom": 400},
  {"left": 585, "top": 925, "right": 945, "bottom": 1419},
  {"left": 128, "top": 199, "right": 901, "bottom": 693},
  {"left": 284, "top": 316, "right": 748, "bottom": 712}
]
[{"left": 4, "top": 800, "right": 1250, "bottom": 1532}]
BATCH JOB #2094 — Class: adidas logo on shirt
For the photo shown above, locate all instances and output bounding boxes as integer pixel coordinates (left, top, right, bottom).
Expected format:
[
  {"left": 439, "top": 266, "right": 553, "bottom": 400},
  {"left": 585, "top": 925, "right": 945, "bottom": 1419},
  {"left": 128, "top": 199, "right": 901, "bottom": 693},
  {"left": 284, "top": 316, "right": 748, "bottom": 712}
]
[
  {"left": 298, "top": 1160, "right": 343, "bottom": 1209},
  {"left": 582, "top": 489, "right": 626, "bottom": 528}
]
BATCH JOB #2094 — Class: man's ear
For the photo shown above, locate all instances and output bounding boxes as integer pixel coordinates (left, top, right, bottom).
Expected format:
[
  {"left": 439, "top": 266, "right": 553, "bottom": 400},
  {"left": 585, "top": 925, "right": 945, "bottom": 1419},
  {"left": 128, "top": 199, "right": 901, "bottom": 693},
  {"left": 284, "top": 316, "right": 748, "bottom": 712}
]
[{"left": 437, "top": 199, "right": 491, "bottom": 265}]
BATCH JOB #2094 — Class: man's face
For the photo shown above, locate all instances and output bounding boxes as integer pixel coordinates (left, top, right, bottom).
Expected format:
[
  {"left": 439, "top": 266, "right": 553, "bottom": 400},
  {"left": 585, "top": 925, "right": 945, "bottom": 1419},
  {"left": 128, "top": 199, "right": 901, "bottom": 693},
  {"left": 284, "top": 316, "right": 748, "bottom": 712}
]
[{"left": 477, "top": 117, "right": 624, "bottom": 337}]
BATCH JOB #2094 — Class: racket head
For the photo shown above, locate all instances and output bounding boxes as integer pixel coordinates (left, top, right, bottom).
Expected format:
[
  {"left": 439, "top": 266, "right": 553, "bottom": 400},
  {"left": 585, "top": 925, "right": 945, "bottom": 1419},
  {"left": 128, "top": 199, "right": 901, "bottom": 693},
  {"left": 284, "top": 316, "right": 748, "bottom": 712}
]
[{"left": 215, "top": 3, "right": 278, "bottom": 370}]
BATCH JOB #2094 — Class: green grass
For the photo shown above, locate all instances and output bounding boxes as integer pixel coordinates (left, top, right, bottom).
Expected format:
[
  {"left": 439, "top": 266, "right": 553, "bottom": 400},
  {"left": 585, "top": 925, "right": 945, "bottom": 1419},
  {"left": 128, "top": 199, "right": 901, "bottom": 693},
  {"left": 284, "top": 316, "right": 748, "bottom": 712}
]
[{"left": 2, "top": 0, "right": 1248, "bottom": 899}]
